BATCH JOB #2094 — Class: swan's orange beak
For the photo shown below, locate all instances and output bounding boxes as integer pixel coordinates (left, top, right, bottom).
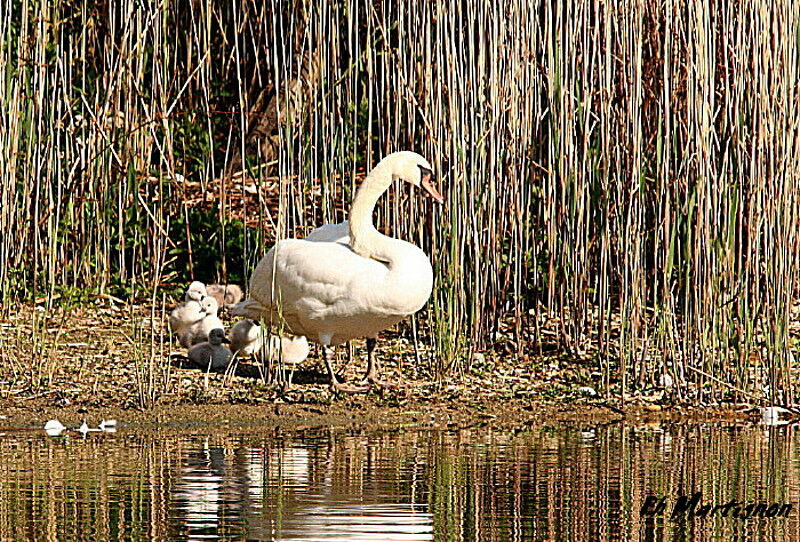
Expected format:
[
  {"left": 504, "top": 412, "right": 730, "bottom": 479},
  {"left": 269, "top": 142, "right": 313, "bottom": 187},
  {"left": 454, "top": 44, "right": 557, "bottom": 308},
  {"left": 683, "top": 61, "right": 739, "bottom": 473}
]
[{"left": 421, "top": 174, "right": 444, "bottom": 204}]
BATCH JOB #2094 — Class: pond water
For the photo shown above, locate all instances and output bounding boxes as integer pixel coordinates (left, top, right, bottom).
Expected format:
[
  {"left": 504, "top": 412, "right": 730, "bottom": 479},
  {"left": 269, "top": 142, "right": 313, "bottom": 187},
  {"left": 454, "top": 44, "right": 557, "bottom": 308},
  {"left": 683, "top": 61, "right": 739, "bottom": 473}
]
[{"left": 0, "top": 420, "right": 798, "bottom": 541}]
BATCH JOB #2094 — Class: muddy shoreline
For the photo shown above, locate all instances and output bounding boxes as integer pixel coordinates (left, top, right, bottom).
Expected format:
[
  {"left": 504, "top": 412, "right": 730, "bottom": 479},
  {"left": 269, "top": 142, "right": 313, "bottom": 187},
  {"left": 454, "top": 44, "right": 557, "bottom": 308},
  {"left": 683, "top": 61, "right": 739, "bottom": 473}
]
[
  {"left": 0, "top": 397, "right": 754, "bottom": 433},
  {"left": 0, "top": 303, "right": 763, "bottom": 432}
]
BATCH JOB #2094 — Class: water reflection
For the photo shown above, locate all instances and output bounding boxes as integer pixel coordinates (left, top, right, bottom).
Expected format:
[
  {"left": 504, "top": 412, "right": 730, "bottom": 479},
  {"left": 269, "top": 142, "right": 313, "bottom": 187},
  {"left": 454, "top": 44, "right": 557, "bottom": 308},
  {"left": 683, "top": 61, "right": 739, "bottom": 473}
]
[{"left": 0, "top": 422, "right": 798, "bottom": 541}]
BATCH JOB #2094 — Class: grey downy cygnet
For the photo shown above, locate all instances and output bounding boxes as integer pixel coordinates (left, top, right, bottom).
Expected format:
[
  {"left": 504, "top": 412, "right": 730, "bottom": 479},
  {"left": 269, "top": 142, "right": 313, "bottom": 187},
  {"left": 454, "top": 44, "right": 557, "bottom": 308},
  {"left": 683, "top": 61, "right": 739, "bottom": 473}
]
[
  {"left": 229, "top": 318, "right": 262, "bottom": 356},
  {"left": 178, "top": 296, "right": 224, "bottom": 348},
  {"left": 206, "top": 283, "right": 244, "bottom": 308},
  {"left": 187, "top": 328, "right": 232, "bottom": 371},
  {"left": 168, "top": 281, "right": 208, "bottom": 334}
]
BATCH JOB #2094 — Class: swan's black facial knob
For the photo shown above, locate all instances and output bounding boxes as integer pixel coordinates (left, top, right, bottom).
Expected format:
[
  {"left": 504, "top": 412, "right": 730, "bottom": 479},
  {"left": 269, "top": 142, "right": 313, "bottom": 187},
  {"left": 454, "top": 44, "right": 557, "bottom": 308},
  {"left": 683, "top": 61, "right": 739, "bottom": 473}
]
[
  {"left": 418, "top": 165, "right": 434, "bottom": 181},
  {"left": 418, "top": 165, "right": 444, "bottom": 204}
]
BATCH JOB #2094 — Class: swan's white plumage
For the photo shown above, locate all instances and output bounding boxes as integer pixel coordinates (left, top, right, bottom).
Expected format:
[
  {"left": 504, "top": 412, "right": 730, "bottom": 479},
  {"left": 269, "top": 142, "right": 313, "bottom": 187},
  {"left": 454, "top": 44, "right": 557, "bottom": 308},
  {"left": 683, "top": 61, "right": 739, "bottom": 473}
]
[
  {"left": 304, "top": 221, "right": 350, "bottom": 243},
  {"left": 242, "top": 236, "right": 432, "bottom": 346},
  {"left": 233, "top": 151, "right": 440, "bottom": 388}
]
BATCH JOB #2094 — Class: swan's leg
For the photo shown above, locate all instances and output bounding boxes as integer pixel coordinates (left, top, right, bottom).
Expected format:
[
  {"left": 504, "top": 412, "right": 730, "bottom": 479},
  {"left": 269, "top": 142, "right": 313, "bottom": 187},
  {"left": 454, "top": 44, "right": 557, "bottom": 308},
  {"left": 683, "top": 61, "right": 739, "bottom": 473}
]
[
  {"left": 362, "top": 338, "right": 397, "bottom": 389},
  {"left": 364, "top": 338, "right": 380, "bottom": 380},
  {"left": 323, "top": 345, "right": 368, "bottom": 394}
]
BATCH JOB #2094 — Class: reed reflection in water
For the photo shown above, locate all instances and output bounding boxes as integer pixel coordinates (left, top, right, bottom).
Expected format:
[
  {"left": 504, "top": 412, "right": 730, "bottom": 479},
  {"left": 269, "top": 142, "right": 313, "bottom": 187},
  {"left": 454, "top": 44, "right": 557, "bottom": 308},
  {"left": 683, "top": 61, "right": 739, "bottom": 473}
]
[{"left": 0, "top": 422, "right": 798, "bottom": 541}]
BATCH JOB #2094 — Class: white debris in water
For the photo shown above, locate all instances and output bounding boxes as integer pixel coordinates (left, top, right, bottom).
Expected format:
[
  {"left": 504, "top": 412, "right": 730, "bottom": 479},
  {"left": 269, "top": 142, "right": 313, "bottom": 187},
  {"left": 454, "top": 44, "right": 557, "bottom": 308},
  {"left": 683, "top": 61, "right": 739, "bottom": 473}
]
[
  {"left": 658, "top": 373, "right": 674, "bottom": 388},
  {"left": 761, "top": 406, "right": 791, "bottom": 426},
  {"left": 576, "top": 386, "right": 598, "bottom": 397},
  {"left": 44, "top": 419, "right": 66, "bottom": 436},
  {"left": 100, "top": 420, "right": 118, "bottom": 432}
]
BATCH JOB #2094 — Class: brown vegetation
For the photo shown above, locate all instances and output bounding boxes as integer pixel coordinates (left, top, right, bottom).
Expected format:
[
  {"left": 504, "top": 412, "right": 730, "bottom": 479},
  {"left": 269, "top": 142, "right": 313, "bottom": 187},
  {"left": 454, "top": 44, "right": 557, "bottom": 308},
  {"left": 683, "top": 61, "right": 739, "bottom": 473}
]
[{"left": 2, "top": 0, "right": 800, "bottom": 407}]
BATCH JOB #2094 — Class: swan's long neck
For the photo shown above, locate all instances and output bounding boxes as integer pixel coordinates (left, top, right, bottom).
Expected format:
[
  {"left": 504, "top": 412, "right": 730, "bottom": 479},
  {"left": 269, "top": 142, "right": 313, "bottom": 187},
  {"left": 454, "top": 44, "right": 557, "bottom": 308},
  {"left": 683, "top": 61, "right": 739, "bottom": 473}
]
[{"left": 348, "top": 162, "right": 396, "bottom": 262}]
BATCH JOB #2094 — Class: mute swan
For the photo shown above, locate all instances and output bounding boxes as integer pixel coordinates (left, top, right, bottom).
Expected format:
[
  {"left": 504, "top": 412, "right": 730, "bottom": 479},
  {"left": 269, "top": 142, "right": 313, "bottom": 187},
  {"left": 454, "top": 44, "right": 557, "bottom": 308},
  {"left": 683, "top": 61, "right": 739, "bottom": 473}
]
[
  {"left": 178, "top": 296, "right": 224, "bottom": 348},
  {"left": 187, "top": 328, "right": 233, "bottom": 371},
  {"left": 233, "top": 151, "right": 443, "bottom": 393},
  {"left": 168, "top": 281, "right": 209, "bottom": 333},
  {"left": 230, "top": 318, "right": 310, "bottom": 364},
  {"left": 206, "top": 284, "right": 244, "bottom": 308}
]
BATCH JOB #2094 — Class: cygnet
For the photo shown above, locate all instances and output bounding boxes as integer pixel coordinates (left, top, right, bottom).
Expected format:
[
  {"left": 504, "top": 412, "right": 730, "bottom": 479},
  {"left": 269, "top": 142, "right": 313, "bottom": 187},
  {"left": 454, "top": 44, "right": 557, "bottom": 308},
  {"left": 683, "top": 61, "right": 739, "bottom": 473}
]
[
  {"left": 187, "top": 328, "right": 232, "bottom": 372},
  {"left": 168, "top": 281, "right": 208, "bottom": 334},
  {"left": 178, "top": 296, "right": 224, "bottom": 348},
  {"left": 206, "top": 283, "right": 243, "bottom": 308},
  {"left": 229, "top": 319, "right": 309, "bottom": 365},
  {"left": 184, "top": 281, "right": 208, "bottom": 302}
]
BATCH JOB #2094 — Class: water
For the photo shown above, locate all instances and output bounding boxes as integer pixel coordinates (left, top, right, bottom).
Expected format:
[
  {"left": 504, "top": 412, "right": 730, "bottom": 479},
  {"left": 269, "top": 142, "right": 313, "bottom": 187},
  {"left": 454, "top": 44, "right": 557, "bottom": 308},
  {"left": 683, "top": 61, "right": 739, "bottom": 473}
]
[{"left": 0, "top": 421, "right": 798, "bottom": 541}]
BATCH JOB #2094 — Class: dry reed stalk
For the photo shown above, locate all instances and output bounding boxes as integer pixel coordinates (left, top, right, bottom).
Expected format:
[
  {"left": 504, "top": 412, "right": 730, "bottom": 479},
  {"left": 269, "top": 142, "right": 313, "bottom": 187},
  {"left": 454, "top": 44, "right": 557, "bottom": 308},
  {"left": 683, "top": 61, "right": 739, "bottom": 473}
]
[{"left": 2, "top": 0, "right": 799, "bottom": 404}]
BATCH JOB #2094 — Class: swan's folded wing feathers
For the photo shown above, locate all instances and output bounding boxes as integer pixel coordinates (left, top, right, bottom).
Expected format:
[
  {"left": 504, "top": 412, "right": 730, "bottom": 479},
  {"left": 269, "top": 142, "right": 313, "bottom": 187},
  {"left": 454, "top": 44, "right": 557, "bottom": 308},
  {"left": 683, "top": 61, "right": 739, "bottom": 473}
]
[
  {"left": 273, "top": 240, "right": 387, "bottom": 310},
  {"left": 304, "top": 221, "right": 350, "bottom": 243},
  {"left": 247, "top": 237, "right": 394, "bottom": 339}
]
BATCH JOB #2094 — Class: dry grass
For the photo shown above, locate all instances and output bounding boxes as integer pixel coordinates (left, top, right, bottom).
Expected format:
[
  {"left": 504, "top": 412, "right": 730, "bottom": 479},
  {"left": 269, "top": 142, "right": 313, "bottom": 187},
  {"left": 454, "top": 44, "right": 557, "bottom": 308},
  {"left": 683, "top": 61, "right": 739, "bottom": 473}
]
[{"left": 2, "top": 0, "right": 800, "bottom": 405}]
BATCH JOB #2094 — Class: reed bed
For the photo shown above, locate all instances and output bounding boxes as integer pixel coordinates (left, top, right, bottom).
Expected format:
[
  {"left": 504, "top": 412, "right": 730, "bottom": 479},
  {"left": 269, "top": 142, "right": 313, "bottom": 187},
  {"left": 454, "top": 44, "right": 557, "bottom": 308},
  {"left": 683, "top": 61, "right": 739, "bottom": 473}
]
[{"left": 2, "top": 0, "right": 799, "bottom": 404}]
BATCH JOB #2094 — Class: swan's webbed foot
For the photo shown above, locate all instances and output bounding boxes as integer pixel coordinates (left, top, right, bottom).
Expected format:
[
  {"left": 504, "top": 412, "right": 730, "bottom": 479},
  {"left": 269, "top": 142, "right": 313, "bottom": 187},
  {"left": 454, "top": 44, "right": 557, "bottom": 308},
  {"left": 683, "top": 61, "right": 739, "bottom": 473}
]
[
  {"left": 322, "top": 345, "right": 368, "bottom": 394},
  {"left": 329, "top": 379, "right": 370, "bottom": 394},
  {"left": 360, "top": 374, "right": 399, "bottom": 390},
  {"left": 359, "top": 338, "right": 400, "bottom": 390}
]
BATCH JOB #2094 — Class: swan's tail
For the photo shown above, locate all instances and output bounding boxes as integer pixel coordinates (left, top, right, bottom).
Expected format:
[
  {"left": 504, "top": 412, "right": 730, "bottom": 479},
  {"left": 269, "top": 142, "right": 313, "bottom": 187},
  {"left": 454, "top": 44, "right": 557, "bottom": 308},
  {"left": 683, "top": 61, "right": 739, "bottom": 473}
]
[{"left": 231, "top": 298, "right": 269, "bottom": 319}]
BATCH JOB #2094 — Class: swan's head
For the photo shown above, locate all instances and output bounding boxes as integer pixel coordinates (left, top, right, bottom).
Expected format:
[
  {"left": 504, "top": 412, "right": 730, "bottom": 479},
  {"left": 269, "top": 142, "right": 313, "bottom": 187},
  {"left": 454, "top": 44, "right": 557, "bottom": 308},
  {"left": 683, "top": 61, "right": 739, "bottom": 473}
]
[
  {"left": 208, "top": 328, "right": 230, "bottom": 346},
  {"left": 185, "top": 281, "right": 207, "bottom": 302},
  {"left": 385, "top": 151, "right": 444, "bottom": 204},
  {"left": 200, "top": 296, "right": 219, "bottom": 316}
]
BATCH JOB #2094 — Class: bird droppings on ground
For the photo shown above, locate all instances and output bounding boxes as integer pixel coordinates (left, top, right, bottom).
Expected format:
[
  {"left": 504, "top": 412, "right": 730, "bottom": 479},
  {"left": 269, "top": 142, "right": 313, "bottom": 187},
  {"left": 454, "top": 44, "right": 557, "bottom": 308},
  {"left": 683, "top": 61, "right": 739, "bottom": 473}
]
[{"left": 0, "top": 303, "right": 758, "bottom": 429}]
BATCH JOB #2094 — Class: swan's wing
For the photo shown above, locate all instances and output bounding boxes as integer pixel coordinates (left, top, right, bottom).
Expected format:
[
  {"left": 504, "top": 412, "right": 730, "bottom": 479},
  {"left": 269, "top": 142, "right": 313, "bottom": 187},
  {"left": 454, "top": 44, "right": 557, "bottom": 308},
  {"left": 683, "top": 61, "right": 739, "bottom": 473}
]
[
  {"left": 304, "top": 221, "right": 350, "bottom": 244},
  {"left": 248, "top": 239, "right": 388, "bottom": 331}
]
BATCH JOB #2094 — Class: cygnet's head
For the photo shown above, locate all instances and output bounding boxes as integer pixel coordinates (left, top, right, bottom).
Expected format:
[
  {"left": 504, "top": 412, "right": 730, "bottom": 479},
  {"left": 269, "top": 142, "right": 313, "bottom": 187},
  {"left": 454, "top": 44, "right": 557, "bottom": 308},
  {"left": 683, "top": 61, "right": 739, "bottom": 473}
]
[
  {"left": 185, "top": 281, "right": 207, "bottom": 302},
  {"left": 208, "top": 328, "right": 230, "bottom": 346},
  {"left": 383, "top": 151, "right": 444, "bottom": 204},
  {"left": 200, "top": 296, "right": 219, "bottom": 315},
  {"left": 236, "top": 318, "right": 261, "bottom": 339}
]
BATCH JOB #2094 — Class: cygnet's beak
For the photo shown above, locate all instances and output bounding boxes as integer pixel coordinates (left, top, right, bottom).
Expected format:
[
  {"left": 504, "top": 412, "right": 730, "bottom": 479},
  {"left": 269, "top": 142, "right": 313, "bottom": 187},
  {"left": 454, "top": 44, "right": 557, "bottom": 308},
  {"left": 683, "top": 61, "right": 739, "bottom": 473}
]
[
  {"left": 421, "top": 172, "right": 444, "bottom": 204},
  {"left": 220, "top": 336, "right": 231, "bottom": 344}
]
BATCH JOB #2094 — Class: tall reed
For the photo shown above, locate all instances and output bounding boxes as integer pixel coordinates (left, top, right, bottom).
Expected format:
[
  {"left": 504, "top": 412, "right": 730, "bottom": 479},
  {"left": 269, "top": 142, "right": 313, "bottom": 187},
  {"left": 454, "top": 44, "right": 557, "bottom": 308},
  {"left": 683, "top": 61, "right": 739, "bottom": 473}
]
[{"left": 2, "top": 0, "right": 799, "bottom": 403}]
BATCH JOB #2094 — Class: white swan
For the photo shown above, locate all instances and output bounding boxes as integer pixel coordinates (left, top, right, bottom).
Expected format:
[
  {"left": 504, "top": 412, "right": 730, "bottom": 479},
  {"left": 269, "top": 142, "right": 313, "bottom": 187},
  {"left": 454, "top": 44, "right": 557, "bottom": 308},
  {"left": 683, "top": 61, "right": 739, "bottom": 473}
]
[{"left": 233, "top": 151, "right": 443, "bottom": 392}]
